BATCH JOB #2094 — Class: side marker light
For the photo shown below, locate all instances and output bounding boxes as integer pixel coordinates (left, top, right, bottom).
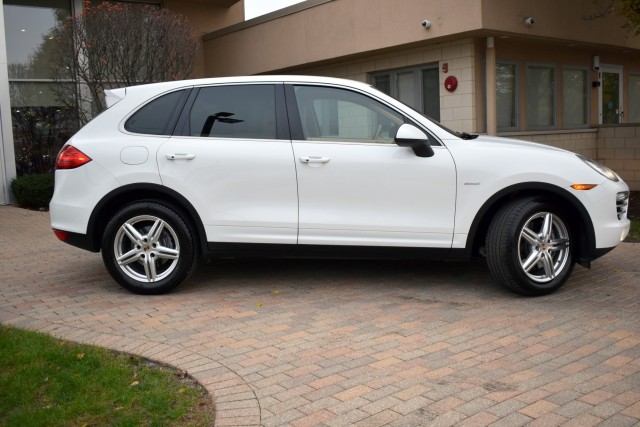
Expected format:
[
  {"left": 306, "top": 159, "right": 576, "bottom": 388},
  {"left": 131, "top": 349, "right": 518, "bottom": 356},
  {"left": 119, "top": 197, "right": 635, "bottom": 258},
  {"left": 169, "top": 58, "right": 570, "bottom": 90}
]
[{"left": 571, "top": 184, "right": 597, "bottom": 191}]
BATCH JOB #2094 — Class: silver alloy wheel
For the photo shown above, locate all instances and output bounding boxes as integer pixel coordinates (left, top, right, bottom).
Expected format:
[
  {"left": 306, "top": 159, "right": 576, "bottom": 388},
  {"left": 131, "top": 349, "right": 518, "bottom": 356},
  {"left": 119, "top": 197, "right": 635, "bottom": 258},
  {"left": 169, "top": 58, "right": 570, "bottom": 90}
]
[
  {"left": 113, "top": 215, "right": 180, "bottom": 283},
  {"left": 518, "top": 212, "right": 570, "bottom": 283}
]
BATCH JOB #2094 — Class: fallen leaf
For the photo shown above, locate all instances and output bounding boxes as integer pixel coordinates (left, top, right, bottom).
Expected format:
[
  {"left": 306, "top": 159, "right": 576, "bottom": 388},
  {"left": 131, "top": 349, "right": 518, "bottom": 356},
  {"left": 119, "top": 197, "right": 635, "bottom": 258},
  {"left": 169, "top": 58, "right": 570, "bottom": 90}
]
[
  {"left": 272, "top": 290, "right": 281, "bottom": 294},
  {"left": 76, "top": 353, "right": 85, "bottom": 360},
  {"left": 130, "top": 381, "right": 139, "bottom": 386}
]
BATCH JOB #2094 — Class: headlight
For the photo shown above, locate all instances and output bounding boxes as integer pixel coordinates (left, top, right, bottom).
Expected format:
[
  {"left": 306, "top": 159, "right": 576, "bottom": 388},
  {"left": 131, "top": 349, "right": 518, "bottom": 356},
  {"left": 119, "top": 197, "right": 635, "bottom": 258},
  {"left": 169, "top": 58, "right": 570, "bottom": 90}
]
[{"left": 576, "top": 154, "right": 619, "bottom": 182}]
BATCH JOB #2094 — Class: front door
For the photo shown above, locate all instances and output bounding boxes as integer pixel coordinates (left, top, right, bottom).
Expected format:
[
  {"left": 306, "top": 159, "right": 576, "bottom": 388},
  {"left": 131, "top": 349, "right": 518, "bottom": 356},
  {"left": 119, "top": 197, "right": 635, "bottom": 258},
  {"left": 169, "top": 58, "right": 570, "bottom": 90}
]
[
  {"left": 600, "top": 66, "right": 624, "bottom": 124},
  {"left": 288, "top": 84, "right": 457, "bottom": 248}
]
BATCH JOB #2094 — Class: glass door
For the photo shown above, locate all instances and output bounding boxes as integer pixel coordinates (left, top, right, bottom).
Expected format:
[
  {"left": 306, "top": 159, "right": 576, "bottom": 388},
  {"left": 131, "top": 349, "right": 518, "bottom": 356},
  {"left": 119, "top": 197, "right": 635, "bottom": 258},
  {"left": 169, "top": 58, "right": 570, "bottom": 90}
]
[
  {"left": 599, "top": 66, "right": 624, "bottom": 124},
  {"left": 371, "top": 65, "right": 440, "bottom": 121}
]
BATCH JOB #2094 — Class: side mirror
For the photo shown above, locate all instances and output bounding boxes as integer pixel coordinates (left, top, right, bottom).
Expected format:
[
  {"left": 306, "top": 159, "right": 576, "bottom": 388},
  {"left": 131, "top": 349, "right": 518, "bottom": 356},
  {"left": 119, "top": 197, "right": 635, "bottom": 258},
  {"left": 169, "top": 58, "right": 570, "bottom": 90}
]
[{"left": 394, "top": 124, "right": 434, "bottom": 158}]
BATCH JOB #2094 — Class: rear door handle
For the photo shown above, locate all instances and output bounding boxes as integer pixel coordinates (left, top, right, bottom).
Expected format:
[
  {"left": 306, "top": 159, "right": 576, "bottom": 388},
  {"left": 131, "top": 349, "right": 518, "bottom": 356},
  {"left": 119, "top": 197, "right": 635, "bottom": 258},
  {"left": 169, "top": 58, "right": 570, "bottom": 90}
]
[
  {"left": 298, "top": 156, "right": 330, "bottom": 164},
  {"left": 166, "top": 153, "right": 196, "bottom": 160}
]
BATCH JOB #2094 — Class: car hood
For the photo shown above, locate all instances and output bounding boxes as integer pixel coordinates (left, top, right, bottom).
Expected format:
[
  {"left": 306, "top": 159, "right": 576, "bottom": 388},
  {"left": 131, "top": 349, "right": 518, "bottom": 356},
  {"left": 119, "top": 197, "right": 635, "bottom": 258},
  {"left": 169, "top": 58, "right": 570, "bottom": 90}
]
[{"left": 469, "top": 135, "right": 567, "bottom": 153}]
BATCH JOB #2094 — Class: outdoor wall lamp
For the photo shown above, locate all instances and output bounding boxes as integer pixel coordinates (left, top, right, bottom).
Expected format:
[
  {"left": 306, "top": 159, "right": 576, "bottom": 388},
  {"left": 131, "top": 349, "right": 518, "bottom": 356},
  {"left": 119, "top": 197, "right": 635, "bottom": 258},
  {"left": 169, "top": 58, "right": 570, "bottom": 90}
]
[{"left": 421, "top": 19, "right": 431, "bottom": 29}]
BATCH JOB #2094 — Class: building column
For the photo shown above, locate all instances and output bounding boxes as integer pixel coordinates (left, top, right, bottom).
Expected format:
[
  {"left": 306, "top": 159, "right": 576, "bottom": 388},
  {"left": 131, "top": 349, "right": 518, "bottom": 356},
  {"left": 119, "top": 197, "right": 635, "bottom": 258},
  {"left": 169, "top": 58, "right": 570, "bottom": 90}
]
[
  {"left": 0, "top": 4, "right": 17, "bottom": 205},
  {"left": 486, "top": 36, "right": 497, "bottom": 136}
]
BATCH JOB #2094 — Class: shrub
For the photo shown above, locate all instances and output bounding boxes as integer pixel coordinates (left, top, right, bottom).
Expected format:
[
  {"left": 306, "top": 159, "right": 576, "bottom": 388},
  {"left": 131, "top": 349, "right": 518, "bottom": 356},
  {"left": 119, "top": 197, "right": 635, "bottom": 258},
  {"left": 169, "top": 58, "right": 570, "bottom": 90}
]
[{"left": 10, "top": 173, "right": 54, "bottom": 210}]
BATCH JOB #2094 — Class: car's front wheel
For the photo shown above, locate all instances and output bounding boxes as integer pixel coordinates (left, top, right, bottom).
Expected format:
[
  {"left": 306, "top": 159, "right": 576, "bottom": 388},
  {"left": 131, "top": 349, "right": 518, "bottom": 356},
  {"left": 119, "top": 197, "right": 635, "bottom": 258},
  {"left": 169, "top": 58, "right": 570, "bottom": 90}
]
[
  {"left": 101, "top": 202, "right": 196, "bottom": 294},
  {"left": 486, "top": 197, "right": 575, "bottom": 296}
]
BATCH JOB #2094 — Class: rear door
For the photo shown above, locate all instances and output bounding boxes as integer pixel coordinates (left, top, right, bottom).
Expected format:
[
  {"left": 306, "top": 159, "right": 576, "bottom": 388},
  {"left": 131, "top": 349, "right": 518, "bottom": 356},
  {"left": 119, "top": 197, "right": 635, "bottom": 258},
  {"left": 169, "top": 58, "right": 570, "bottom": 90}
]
[{"left": 157, "top": 83, "right": 299, "bottom": 245}]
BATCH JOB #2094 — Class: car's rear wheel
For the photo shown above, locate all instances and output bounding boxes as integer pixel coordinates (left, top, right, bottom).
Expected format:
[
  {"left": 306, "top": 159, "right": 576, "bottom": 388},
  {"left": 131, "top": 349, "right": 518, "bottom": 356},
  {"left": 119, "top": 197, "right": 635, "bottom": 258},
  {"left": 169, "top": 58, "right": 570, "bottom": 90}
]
[
  {"left": 486, "top": 197, "right": 575, "bottom": 296},
  {"left": 101, "top": 202, "right": 196, "bottom": 294}
]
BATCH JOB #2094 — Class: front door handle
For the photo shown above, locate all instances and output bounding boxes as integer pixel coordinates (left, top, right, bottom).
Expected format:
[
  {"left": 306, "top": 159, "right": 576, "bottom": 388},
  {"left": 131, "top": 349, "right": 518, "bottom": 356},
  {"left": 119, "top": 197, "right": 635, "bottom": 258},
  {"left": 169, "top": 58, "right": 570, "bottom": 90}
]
[
  {"left": 298, "top": 156, "right": 330, "bottom": 164},
  {"left": 166, "top": 153, "right": 196, "bottom": 160}
]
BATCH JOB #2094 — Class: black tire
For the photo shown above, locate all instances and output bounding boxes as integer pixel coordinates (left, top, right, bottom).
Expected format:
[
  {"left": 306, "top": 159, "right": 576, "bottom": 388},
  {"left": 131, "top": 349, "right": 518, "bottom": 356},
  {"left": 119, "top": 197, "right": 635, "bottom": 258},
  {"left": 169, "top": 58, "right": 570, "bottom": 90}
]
[
  {"left": 101, "top": 202, "right": 196, "bottom": 294},
  {"left": 485, "top": 197, "right": 575, "bottom": 296}
]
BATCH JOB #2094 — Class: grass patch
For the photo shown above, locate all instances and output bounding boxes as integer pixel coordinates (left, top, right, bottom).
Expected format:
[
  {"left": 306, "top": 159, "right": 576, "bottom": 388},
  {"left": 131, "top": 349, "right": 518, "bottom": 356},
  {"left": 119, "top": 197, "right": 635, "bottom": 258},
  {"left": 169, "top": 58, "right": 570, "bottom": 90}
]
[
  {"left": 626, "top": 192, "right": 639, "bottom": 243},
  {"left": 0, "top": 325, "right": 213, "bottom": 427},
  {"left": 628, "top": 219, "right": 640, "bottom": 242}
]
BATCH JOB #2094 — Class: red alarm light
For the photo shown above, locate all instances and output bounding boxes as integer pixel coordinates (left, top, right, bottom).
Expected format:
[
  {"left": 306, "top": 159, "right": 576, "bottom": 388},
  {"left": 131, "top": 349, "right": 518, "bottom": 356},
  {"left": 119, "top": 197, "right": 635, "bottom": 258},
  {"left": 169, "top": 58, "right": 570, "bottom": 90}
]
[{"left": 444, "top": 76, "right": 458, "bottom": 92}]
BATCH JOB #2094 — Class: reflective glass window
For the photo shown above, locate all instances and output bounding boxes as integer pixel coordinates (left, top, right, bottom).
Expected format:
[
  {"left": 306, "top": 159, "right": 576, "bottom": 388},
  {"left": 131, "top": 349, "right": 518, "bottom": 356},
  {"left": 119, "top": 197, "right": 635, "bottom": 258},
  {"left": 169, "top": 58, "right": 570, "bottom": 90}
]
[
  {"left": 3, "top": 0, "right": 75, "bottom": 175},
  {"left": 125, "top": 90, "right": 188, "bottom": 135},
  {"left": 189, "top": 85, "right": 277, "bottom": 140},
  {"left": 496, "top": 63, "right": 518, "bottom": 131},
  {"left": 563, "top": 68, "right": 588, "bottom": 127},
  {"left": 294, "top": 85, "right": 404, "bottom": 144},
  {"left": 526, "top": 65, "right": 556, "bottom": 129},
  {"left": 629, "top": 73, "right": 640, "bottom": 124},
  {"left": 3, "top": 0, "right": 70, "bottom": 79},
  {"left": 371, "top": 65, "right": 440, "bottom": 121}
]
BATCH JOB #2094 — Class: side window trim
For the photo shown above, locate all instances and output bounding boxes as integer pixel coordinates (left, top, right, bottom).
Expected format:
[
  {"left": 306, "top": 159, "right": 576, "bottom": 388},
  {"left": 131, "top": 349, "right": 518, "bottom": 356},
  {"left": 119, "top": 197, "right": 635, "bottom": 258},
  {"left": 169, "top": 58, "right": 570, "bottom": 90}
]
[
  {"left": 165, "top": 88, "right": 192, "bottom": 135},
  {"left": 275, "top": 83, "right": 290, "bottom": 140},
  {"left": 284, "top": 84, "right": 305, "bottom": 141},
  {"left": 173, "top": 83, "right": 290, "bottom": 140},
  {"left": 174, "top": 87, "right": 200, "bottom": 136}
]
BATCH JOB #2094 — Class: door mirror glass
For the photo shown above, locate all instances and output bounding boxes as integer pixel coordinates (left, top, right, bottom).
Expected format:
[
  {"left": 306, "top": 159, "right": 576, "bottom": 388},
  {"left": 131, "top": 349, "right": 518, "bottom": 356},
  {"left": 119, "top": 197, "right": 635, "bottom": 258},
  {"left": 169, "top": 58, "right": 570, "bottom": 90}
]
[{"left": 394, "top": 124, "right": 434, "bottom": 157}]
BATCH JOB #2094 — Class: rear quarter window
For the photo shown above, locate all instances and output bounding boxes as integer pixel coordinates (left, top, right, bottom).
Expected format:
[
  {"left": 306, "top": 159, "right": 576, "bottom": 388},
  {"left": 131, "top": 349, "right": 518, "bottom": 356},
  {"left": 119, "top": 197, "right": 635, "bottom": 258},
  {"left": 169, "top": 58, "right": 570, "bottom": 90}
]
[{"left": 125, "top": 89, "right": 189, "bottom": 135}]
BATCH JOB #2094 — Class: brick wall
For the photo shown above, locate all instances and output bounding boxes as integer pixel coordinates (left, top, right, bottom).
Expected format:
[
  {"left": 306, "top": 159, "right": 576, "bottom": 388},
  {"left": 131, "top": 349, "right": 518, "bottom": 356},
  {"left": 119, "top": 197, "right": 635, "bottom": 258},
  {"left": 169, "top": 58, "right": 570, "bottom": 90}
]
[
  {"left": 597, "top": 126, "right": 640, "bottom": 191},
  {"left": 513, "top": 127, "right": 639, "bottom": 191},
  {"left": 512, "top": 130, "right": 598, "bottom": 160}
]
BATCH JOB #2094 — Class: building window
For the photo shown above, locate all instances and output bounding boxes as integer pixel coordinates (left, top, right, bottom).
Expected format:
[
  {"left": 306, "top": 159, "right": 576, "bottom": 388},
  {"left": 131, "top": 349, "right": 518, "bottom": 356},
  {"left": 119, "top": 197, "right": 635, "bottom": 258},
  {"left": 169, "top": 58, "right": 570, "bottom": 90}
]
[
  {"left": 371, "top": 65, "right": 440, "bottom": 121},
  {"left": 496, "top": 63, "right": 518, "bottom": 131},
  {"left": 3, "top": 0, "right": 76, "bottom": 175},
  {"left": 628, "top": 73, "right": 640, "bottom": 124},
  {"left": 563, "top": 67, "right": 588, "bottom": 128},
  {"left": 526, "top": 64, "right": 556, "bottom": 129}
]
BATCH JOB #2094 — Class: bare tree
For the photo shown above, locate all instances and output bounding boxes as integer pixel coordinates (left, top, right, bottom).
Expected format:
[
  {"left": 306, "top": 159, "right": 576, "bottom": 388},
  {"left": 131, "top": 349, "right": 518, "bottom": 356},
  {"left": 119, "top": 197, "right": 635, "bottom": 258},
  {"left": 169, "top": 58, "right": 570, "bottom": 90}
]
[{"left": 50, "top": 1, "right": 199, "bottom": 125}]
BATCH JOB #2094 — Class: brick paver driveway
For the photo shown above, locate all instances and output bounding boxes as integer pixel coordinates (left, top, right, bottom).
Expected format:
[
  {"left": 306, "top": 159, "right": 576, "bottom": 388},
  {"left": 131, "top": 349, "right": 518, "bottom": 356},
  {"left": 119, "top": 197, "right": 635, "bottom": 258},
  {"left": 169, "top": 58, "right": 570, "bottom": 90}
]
[{"left": 1, "top": 206, "right": 639, "bottom": 426}]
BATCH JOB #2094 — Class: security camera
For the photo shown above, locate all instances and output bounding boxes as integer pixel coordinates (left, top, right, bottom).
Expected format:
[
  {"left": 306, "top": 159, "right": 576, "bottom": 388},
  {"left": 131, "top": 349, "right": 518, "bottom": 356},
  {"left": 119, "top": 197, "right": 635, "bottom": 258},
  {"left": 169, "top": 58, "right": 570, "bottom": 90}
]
[
  {"left": 525, "top": 17, "right": 535, "bottom": 26},
  {"left": 421, "top": 19, "right": 431, "bottom": 29}
]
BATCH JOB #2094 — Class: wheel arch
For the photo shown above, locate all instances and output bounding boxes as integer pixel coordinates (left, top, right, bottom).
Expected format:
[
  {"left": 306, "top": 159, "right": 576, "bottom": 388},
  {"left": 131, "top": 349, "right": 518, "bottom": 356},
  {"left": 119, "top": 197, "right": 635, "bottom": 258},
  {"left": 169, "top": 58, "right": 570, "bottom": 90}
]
[
  {"left": 85, "top": 183, "right": 207, "bottom": 255},
  {"left": 466, "top": 182, "right": 596, "bottom": 266}
]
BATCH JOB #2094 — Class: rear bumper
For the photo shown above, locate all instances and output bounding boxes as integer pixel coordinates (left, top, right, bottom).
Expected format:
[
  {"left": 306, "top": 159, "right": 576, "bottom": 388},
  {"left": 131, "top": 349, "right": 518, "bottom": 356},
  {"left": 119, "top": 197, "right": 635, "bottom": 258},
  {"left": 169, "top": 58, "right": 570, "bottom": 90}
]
[{"left": 52, "top": 229, "right": 100, "bottom": 252}]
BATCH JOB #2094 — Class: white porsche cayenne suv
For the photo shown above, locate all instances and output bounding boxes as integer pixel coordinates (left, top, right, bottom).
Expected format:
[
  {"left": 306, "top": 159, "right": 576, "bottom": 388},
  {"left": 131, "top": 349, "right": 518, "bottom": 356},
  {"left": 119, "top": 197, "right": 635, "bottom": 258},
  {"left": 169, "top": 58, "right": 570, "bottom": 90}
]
[{"left": 50, "top": 76, "right": 631, "bottom": 296}]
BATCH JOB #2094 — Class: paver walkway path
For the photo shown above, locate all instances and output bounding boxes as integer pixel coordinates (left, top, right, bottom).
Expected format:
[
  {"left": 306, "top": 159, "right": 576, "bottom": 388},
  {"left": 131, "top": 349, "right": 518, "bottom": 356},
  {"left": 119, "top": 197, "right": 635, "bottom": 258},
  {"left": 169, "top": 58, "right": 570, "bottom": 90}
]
[{"left": 1, "top": 206, "right": 639, "bottom": 426}]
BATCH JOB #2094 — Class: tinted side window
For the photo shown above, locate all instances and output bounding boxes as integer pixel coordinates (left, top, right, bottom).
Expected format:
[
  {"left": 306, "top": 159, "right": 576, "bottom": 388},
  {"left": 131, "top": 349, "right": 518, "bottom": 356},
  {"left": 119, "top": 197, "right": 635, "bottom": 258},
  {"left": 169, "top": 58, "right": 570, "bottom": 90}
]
[
  {"left": 189, "top": 85, "right": 277, "bottom": 139},
  {"left": 293, "top": 85, "right": 404, "bottom": 143},
  {"left": 125, "top": 89, "right": 188, "bottom": 135}
]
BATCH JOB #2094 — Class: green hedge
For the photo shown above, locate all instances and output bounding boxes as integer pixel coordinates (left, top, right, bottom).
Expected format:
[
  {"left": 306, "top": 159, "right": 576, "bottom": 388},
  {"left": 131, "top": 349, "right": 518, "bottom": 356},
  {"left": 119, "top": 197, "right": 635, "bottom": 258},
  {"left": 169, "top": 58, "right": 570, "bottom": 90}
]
[{"left": 10, "top": 173, "right": 54, "bottom": 210}]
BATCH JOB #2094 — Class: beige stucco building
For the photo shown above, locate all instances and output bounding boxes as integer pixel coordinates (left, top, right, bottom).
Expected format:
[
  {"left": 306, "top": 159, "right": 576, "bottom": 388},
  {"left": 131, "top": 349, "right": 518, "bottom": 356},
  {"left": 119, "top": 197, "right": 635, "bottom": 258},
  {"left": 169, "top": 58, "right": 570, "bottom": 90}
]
[
  {"left": 1, "top": 0, "right": 639, "bottom": 204},
  {"left": 203, "top": 0, "right": 640, "bottom": 190}
]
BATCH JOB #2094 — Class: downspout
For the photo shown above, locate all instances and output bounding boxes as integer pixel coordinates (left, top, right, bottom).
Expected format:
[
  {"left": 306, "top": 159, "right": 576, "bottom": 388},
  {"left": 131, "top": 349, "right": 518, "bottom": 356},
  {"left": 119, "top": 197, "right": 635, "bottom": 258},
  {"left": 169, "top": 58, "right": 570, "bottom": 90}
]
[{"left": 486, "top": 36, "right": 497, "bottom": 136}]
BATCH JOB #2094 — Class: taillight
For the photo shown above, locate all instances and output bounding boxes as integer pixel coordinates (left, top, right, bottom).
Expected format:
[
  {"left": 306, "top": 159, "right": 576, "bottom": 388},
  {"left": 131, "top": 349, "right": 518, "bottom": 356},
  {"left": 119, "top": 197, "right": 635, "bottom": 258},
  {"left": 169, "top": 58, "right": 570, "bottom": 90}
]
[
  {"left": 53, "top": 229, "right": 69, "bottom": 241},
  {"left": 56, "top": 145, "right": 92, "bottom": 169}
]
